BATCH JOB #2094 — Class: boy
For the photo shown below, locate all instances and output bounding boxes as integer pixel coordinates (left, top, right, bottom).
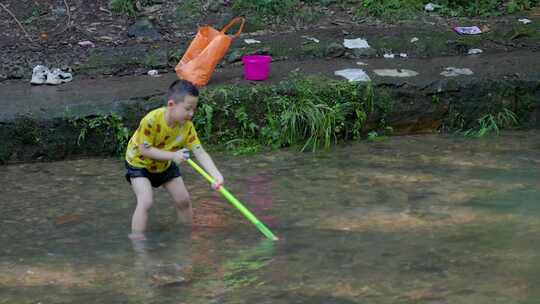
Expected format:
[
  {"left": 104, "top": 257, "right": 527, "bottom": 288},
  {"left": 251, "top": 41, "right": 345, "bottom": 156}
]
[{"left": 125, "top": 80, "right": 223, "bottom": 240}]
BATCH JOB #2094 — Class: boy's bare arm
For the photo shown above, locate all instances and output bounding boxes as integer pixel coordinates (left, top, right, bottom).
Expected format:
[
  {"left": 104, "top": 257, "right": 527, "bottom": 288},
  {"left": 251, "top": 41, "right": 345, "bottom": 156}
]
[
  {"left": 192, "top": 145, "right": 224, "bottom": 186},
  {"left": 138, "top": 144, "right": 185, "bottom": 164}
]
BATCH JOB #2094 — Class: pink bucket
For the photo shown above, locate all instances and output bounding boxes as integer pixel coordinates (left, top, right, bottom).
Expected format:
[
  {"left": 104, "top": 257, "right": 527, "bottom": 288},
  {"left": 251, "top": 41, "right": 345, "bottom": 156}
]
[{"left": 242, "top": 55, "right": 272, "bottom": 81}]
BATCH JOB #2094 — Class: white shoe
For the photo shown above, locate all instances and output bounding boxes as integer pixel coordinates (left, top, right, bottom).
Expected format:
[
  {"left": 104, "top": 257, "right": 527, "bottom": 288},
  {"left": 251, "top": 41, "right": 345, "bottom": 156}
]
[
  {"left": 45, "top": 68, "right": 73, "bottom": 85},
  {"left": 30, "top": 65, "right": 49, "bottom": 85}
]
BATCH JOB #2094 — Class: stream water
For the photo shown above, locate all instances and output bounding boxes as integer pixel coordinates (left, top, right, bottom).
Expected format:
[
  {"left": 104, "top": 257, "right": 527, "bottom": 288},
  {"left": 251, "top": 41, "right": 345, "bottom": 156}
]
[{"left": 1, "top": 132, "right": 539, "bottom": 304}]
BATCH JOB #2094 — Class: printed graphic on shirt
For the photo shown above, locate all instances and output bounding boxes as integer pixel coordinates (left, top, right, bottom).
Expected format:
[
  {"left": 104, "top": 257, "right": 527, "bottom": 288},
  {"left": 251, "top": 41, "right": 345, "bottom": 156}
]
[{"left": 125, "top": 107, "right": 201, "bottom": 173}]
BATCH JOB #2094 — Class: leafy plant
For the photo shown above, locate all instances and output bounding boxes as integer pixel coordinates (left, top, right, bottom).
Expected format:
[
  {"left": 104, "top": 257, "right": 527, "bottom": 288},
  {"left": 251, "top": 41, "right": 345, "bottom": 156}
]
[
  {"left": 143, "top": 53, "right": 159, "bottom": 68},
  {"left": 224, "top": 138, "right": 261, "bottom": 155},
  {"left": 109, "top": 0, "right": 156, "bottom": 15},
  {"left": 438, "top": 0, "right": 538, "bottom": 16},
  {"left": 232, "top": 0, "right": 298, "bottom": 17},
  {"left": 506, "top": 0, "right": 536, "bottom": 13},
  {"left": 358, "top": 0, "right": 423, "bottom": 19},
  {"left": 463, "top": 108, "right": 518, "bottom": 137},
  {"left": 367, "top": 131, "right": 387, "bottom": 141},
  {"left": 70, "top": 113, "right": 130, "bottom": 154},
  {"left": 110, "top": 0, "right": 136, "bottom": 16},
  {"left": 192, "top": 75, "right": 389, "bottom": 154},
  {"left": 193, "top": 102, "right": 215, "bottom": 140}
]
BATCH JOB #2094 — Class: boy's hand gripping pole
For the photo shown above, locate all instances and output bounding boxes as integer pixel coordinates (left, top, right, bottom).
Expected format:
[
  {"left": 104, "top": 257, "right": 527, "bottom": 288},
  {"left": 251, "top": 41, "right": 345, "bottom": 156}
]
[{"left": 186, "top": 159, "right": 278, "bottom": 241}]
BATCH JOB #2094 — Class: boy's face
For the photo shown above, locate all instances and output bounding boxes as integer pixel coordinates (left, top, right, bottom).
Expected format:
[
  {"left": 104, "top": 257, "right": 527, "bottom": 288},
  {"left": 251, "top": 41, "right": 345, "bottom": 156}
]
[{"left": 168, "top": 95, "right": 198, "bottom": 124}]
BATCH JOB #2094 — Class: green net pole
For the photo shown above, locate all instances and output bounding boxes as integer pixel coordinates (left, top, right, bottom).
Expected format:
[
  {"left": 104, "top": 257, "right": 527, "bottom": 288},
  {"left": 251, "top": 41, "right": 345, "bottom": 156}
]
[{"left": 187, "top": 159, "right": 278, "bottom": 241}]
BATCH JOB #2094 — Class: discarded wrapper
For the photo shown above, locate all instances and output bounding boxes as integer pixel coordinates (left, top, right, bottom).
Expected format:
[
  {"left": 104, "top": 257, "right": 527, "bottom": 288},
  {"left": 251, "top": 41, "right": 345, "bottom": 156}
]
[
  {"left": 244, "top": 39, "right": 261, "bottom": 44},
  {"left": 78, "top": 40, "right": 95, "bottom": 47},
  {"left": 468, "top": 48, "right": 483, "bottom": 55},
  {"left": 334, "top": 68, "right": 371, "bottom": 82},
  {"left": 373, "top": 69, "right": 419, "bottom": 77},
  {"left": 343, "top": 38, "right": 370, "bottom": 49},
  {"left": 454, "top": 26, "right": 482, "bottom": 35},
  {"left": 441, "top": 67, "right": 473, "bottom": 77},
  {"left": 424, "top": 3, "right": 442, "bottom": 12},
  {"left": 302, "top": 35, "right": 320, "bottom": 43}
]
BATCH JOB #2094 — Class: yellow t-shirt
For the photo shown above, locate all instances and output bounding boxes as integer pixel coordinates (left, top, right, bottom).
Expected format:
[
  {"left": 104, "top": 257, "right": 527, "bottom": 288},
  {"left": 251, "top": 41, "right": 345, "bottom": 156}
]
[{"left": 125, "top": 107, "right": 201, "bottom": 173}]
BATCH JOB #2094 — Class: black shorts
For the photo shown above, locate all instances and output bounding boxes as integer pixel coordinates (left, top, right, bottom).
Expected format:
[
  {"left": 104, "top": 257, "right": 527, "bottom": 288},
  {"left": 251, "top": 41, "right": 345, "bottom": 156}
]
[{"left": 125, "top": 161, "right": 181, "bottom": 188}]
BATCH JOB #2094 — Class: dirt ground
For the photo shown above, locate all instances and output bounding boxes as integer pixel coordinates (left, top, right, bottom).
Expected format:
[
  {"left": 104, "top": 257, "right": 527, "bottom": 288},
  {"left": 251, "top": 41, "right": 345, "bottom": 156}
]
[{"left": 1, "top": 0, "right": 539, "bottom": 82}]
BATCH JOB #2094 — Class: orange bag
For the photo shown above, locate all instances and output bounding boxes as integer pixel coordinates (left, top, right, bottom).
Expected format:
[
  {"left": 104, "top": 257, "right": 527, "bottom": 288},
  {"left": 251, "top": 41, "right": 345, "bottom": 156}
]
[{"left": 175, "top": 17, "right": 245, "bottom": 87}]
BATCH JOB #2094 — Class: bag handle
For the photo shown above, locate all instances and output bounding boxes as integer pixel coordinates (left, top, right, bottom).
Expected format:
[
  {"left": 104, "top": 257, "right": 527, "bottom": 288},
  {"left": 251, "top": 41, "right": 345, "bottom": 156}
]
[{"left": 220, "top": 17, "right": 245, "bottom": 39}]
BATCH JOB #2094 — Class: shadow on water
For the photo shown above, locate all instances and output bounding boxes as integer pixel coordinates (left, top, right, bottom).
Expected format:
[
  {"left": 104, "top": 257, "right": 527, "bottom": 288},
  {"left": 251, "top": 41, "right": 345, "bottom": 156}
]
[{"left": 2, "top": 132, "right": 540, "bottom": 303}]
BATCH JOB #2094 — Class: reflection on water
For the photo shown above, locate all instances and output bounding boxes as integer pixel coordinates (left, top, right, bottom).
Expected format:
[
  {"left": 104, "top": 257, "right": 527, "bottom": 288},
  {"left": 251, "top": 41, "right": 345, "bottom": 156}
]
[{"left": 1, "top": 131, "right": 540, "bottom": 303}]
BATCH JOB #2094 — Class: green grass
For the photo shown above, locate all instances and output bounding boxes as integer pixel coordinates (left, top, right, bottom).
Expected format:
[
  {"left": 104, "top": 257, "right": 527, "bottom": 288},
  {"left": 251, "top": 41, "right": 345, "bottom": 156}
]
[
  {"left": 111, "top": 0, "right": 538, "bottom": 21},
  {"left": 70, "top": 113, "right": 130, "bottom": 155},
  {"left": 193, "top": 75, "right": 382, "bottom": 154},
  {"left": 110, "top": 0, "right": 136, "bottom": 16},
  {"left": 462, "top": 108, "right": 518, "bottom": 137},
  {"left": 109, "top": 0, "right": 156, "bottom": 16}
]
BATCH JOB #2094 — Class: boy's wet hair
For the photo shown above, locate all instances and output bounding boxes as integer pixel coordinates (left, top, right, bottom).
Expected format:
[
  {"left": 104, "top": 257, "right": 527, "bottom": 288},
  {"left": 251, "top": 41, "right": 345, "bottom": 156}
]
[{"left": 167, "top": 80, "right": 199, "bottom": 103}]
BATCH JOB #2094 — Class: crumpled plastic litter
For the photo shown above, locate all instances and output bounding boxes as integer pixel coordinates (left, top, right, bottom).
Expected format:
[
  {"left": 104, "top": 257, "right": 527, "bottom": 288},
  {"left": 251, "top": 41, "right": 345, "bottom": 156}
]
[
  {"left": 440, "top": 67, "right": 473, "bottom": 77},
  {"left": 147, "top": 70, "right": 159, "bottom": 77},
  {"left": 31, "top": 65, "right": 73, "bottom": 85},
  {"left": 424, "top": 3, "right": 442, "bottom": 11},
  {"left": 410, "top": 37, "right": 419, "bottom": 43},
  {"left": 244, "top": 39, "right": 261, "bottom": 44},
  {"left": 302, "top": 35, "right": 320, "bottom": 43},
  {"left": 454, "top": 26, "right": 482, "bottom": 35},
  {"left": 334, "top": 69, "right": 371, "bottom": 82},
  {"left": 78, "top": 40, "right": 95, "bottom": 47},
  {"left": 468, "top": 48, "right": 483, "bottom": 55},
  {"left": 343, "top": 38, "right": 370, "bottom": 49},
  {"left": 518, "top": 18, "right": 532, "bottom": 24},
  {"left": 373, "top": 69, "right": 419, "bottom": 77}
]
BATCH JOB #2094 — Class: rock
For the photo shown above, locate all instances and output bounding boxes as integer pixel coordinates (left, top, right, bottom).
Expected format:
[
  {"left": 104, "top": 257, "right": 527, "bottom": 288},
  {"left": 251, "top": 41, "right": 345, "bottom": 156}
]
[
  {"left": 226, "top": 49, "right": 243, "bottom": 63},
  {"left": 373, "top": 69, "right": 419, "bottom": 77},
  {"left": 440, "top": 67, "right": 473, "bottom": 77},
  {"left": 127, "top": 18, "right": 161, "bottom": 41},
  {"left": 446, "top": 40, "right": 469, "bottom": 54},
  {"left": 250, "top": 47, "right": 271, "bottom": 55},
  {"left": 143, "top": 5, "right": 162, "bottom": 14},
  {"left": 347, "top": 47, "right": 376, "bottom": 58},
  {"left": 9, "top": 65, "right": 26, "bottom": 79},
  {"left": 325, "top": 42, "right": 345, "bottom": 58},
  {"left": 52, "top": 6, "right": 67, "bottom": 16},
  {"left": 208, "top": 1, "right": 222, "bottom": 12}
]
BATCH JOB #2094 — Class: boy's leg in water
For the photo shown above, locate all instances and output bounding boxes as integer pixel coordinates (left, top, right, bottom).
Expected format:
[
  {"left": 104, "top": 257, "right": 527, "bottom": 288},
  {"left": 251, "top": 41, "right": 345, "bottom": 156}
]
[
  {"left": 163, "top": 176, "right": 193, "bottom": 225},
  {"left": 130, "top": 236, "right": 159, "bottom": 296},
  {"left": 130, "top": 177, "right": 154, "bottom": 239}
]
